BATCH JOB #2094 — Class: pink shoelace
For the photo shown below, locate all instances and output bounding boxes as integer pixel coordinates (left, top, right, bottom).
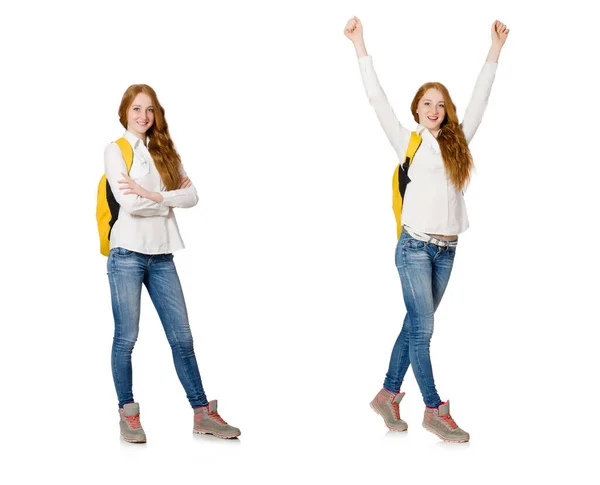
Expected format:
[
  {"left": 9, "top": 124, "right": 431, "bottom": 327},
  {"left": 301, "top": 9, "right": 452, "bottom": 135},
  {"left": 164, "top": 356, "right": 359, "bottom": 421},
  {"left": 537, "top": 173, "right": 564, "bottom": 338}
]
[
  {"left": 125, "top": 414, "right": 141, "bottom": 429},
  {"left": 440, "top": 413, "right": 458, "bottom": 430},
  {"left": 391, "top": 402, "right": 400, "bottom": 420},
  {"left": 209, "top": 411, "right": 227, "bottom": 425}
]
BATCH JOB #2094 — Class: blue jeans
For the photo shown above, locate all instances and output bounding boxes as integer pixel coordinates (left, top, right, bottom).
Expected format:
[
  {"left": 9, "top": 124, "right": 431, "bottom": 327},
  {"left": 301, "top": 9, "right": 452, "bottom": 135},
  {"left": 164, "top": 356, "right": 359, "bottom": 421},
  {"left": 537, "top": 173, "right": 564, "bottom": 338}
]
[
  {"left": 383, "top": 229, "right": 457, "bottom": 408},
  {"left": 107, "top": 247, "right": 208, "bottom": 408}
]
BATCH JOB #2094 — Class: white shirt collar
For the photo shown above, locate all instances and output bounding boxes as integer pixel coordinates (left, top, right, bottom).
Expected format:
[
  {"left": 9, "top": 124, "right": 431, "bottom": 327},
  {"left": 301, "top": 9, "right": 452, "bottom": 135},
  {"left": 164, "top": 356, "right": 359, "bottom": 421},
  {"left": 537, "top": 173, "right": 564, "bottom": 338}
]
[
  {"left": 416, "top": 124, "right": 441, "bottom": 154},
  {"left": 123, "top": 130, "right": 146, "bottom": 149}
]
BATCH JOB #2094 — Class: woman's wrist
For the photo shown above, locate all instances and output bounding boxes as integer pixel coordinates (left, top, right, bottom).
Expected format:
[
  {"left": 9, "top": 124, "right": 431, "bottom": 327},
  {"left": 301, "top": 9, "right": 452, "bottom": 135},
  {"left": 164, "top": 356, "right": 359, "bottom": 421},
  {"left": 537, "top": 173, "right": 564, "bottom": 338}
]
[
  {"left": 487, "top": 44, "right": 502, "bottom": 62},
  {"left": 151, "top": 191, "right": 164, "bottom": 203},
  {"left": 354, "top": 41, "right": 368, "bottom": 58},
  {"left": 140, "top": 188, "right": 164, "bottom": 203}
]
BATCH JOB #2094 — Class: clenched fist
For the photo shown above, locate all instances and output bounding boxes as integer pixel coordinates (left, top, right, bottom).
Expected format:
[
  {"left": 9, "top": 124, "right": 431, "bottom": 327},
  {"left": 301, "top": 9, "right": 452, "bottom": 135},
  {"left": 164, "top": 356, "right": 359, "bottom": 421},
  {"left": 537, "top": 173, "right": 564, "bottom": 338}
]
[
  {"left": 491, "top": 20, "right": 509, "bottom": 48},
  {"left": 344, "top": 16, "right": 364, "bottom": 44}
]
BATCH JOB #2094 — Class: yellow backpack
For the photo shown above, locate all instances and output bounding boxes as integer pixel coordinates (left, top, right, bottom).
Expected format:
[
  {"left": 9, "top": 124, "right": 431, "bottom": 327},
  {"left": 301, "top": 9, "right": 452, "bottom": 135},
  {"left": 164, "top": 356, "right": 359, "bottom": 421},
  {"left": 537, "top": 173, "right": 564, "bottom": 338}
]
[
  {"left": 392, "top": 131, "right": 422, "bottom": 238},
  {"left": 96, "top": 138, "right": 134, "bottom": 256}
]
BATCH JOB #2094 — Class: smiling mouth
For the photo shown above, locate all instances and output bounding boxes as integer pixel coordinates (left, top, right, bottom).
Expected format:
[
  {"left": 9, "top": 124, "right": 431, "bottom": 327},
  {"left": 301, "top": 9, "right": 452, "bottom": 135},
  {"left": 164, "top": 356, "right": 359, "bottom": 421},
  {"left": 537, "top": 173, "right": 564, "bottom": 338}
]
[{"left": 427, "top": 116, "right": 439, "bottom": 122}]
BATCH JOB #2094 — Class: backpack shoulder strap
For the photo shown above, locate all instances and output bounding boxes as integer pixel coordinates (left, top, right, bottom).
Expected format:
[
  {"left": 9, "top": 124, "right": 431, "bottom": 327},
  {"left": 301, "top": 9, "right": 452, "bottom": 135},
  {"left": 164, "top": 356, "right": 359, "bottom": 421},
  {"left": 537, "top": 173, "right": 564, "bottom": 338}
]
[
  {"left": 115, "top": 137, "right": 134, "bottom": 173},
  {"left": 405, "top": 131, "right": 422, "bottom": 167}
]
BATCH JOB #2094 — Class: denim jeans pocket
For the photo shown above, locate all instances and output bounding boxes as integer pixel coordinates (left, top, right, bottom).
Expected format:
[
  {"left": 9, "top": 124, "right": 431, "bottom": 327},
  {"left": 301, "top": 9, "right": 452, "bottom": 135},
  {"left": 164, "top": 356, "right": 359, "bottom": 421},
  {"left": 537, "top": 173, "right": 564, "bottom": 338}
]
[
  {"left": 115, "top": 247, "right": 134, "bottom": 256},
  {"left": 402, "top": 238, "right": 426, "bottom": 250}
]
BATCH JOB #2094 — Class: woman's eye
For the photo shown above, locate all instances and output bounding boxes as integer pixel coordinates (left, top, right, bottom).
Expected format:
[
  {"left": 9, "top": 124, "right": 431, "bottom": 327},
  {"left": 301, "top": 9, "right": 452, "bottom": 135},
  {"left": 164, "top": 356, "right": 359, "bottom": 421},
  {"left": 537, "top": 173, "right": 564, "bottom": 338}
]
[
  {"left": 424, "top": 102, "right": 430, "bottom": 106},
  {"left": 133, "top": 107, "right": 140, "bottom": 111}
]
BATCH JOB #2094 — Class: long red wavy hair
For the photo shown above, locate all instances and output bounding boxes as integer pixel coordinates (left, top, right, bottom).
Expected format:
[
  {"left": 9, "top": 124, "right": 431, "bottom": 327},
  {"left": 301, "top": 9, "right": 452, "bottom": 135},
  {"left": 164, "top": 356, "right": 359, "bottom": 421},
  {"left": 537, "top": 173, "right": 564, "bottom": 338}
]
[
  {"left": 411, "top": 83, "right": 473, "bottom": 191},
  {"left": 118, "top": 84, "right": 181, "bottom": 191}
]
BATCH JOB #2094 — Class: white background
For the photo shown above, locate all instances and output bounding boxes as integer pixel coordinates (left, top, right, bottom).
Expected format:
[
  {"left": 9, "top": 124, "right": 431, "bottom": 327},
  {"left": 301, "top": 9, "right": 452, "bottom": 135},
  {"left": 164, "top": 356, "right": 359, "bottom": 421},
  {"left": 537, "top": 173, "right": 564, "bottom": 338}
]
[{"left": 1, "top": 0, "right": 598, "bottom": 483}]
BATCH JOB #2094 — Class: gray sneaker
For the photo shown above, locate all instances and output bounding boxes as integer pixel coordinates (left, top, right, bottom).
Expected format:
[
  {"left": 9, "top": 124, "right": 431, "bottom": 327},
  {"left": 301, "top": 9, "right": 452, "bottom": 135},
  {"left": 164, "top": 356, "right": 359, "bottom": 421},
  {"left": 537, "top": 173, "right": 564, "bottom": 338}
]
[
  {"left": 422, "top": 401, "right": 469, "bottom": 442},
  {"left": 370, "top": 388, "right": 408, "bottom": 431},
  {"left": 193, "top": 400, "right": 240, "bottom": 439},
  {"left": 119, "top": 403, "right": 147, "bottom": 443}
]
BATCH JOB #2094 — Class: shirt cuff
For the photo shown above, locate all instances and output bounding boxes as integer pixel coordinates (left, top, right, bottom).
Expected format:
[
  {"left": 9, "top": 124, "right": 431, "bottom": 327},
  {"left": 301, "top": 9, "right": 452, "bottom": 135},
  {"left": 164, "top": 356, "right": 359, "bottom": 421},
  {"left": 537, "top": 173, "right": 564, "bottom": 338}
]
[{"left": 159, "top": 191, "right": 176, "bottom": 207}]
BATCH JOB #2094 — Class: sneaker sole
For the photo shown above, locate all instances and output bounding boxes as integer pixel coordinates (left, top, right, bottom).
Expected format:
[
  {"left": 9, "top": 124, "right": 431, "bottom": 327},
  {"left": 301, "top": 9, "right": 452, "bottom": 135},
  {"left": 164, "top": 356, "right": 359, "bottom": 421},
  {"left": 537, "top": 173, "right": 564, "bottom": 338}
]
[
  {"left": 422, "top": 423, "right": 469, "bottom": 443},
  {"left": 370, "top": 402, "right": 408, "bottom": 432},
  {"left": 121, "top": 434, "right": 146, "bottom": 443},
  {"left": 193, "top": 429, "right": 240, "bottom": 439}
]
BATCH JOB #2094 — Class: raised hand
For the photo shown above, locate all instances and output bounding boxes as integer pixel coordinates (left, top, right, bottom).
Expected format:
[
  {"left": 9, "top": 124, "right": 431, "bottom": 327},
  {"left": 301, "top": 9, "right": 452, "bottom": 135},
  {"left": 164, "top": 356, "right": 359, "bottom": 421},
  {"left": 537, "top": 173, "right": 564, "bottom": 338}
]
[
  {"left": 487, "top": 20, "right": 510, "bottom": 62},
  {"left": 491, "top": 20, "right": 509, "bottom": 48},
  {"left": 344, "top": 16, "right": 364, "bottom": 44},
  {"left": 344, "top": 16, "right": 368, "bottom": 57}
]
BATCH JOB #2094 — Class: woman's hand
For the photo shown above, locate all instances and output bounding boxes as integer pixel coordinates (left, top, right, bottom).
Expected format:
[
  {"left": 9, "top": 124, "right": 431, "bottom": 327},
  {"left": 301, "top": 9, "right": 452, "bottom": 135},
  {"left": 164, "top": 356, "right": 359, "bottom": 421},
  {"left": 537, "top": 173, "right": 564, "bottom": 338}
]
[
  {"left": 178, "top": 176, "right": 192, "bottom": 189},
  {"left": 119, "top": 172, "right": 164, "bottom": 203},
  {"left": 491, "top": 20, "right": 509, "bottom": 48},
  {"left": 344, "top": 17, "right": 363, "bottom": 43},
  {"left": 487, "top": 20, "right": 509, "bottom": 62},
  {"left": 119, "top": 172, "right": 147, "bottom": 197},
  {"left": 344, "top": 16, "right": 368, "bottom": 58}
]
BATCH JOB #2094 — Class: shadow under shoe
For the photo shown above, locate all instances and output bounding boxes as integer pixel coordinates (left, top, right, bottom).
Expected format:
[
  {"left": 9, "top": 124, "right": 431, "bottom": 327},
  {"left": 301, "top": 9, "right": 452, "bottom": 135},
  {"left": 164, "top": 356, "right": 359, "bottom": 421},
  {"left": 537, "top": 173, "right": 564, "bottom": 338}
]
[
  {"left": 193, "top": 400, "right": 241, "bottom": 439},
  {"left": 119, "top": 402, "right": 147, "bottom": 443},
  {"left": 370, "top": 388, "right": 408, "bottom": 431},
  {"left": 422, "top": 400, "right": 469, "bottom": 443}
]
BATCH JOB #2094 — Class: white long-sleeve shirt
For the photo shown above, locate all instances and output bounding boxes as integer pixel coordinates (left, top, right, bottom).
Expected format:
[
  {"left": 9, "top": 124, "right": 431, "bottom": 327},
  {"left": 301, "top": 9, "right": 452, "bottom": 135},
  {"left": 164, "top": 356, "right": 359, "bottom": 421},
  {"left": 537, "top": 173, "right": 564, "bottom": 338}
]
[
  {"left": 358, "top": 56, "right": 497, "bottom": 235},
  {"left": 103, "top": 130, "right": 198, "bottom": 254}
]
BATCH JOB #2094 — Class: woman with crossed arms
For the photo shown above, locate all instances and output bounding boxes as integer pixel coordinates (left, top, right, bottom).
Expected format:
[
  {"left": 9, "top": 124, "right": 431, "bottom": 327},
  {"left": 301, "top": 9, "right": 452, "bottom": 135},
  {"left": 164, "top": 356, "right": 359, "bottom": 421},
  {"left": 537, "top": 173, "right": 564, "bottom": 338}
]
[{"left": 104, "top": 84, "right": 241, "bottom": 442}]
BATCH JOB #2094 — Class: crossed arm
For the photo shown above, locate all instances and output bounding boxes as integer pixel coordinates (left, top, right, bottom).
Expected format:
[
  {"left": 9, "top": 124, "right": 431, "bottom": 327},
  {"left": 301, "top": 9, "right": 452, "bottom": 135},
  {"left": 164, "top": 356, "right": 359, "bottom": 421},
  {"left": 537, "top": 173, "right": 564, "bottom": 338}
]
[{"left": 104, "top": 143, "right": 199, "bottom": 217}]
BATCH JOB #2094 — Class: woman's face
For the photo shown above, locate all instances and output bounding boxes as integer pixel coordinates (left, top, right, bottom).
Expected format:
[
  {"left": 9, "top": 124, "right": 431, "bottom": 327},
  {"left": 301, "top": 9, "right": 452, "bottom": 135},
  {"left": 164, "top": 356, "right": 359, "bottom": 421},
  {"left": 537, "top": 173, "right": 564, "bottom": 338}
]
[
  {"left": 416, "top": 88, "right": 445, "bottom": 132},
  {"left": 127, "top": 92, "right": 155, "bottom": 138}
]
